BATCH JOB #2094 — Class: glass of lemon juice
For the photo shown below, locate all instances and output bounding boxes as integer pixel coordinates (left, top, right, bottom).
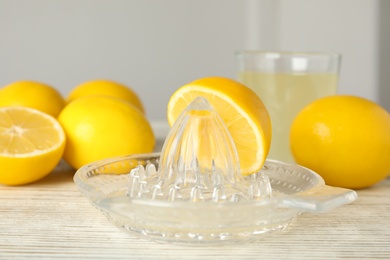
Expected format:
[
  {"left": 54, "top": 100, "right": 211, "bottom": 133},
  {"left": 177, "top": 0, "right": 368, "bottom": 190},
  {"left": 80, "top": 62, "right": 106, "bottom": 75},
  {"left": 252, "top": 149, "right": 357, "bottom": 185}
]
[{"left": 236, "top": 51, "right": 341, "bottom": 162}]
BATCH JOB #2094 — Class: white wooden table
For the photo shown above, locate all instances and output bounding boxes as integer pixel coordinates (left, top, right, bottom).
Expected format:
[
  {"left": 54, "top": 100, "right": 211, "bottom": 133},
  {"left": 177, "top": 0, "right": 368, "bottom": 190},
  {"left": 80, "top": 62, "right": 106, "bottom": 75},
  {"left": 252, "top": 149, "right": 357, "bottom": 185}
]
[
  {"left": 1, "top": 125, "right": 390, "bottom": 259},
  {"left": 1, "top": 161, "right": 389, "bottom": 259}
]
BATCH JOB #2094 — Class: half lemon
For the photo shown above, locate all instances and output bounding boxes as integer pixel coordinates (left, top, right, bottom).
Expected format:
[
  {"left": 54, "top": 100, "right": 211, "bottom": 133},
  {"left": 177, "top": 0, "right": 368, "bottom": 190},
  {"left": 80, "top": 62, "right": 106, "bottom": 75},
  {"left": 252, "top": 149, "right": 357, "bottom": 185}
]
[
  {"left": 0, "top": 107, "right": 65, "bottom": 185},
  {"left": 167, "top": 77, "right": 272, "bottom": 175}
]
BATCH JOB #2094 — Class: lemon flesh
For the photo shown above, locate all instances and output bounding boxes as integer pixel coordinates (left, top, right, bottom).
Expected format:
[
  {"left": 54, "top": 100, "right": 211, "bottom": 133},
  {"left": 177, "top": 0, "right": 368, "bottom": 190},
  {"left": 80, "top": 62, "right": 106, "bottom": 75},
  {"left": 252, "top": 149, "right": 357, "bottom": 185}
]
[{"left": 0, "top": 107, "right": 65, "bottom": 185}]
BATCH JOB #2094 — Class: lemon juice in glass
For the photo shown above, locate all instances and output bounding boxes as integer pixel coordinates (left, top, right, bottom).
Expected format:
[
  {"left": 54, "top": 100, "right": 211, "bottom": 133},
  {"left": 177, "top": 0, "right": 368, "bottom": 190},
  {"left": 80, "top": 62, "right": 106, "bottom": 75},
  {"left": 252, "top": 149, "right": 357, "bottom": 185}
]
[{"left": 236, "top": 51, "right": 341, "bottom": 162}]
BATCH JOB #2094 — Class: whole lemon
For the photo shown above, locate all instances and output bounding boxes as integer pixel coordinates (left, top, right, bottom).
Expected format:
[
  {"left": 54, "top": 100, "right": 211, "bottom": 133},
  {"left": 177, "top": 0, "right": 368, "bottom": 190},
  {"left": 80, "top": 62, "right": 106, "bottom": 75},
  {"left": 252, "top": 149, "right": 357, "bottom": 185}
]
[
  {"left": 0, "top": 81, "right": 65, "bottom": 117},
  {"left": 66, "top": 79, "right": 145, "bottom": 113},
  {"left": 290, "top": 95, "right": 390, "bottom": 189},
  {"left": 58, "top": 96, "right": 155, "bottom": 169}
]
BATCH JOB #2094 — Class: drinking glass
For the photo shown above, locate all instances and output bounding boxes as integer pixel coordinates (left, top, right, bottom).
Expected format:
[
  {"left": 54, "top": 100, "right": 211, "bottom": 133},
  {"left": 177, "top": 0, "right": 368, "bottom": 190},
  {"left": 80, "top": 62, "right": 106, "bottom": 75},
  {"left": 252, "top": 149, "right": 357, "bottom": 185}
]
[{"left": 236, "top": 51, "right": 341, "bottom": 162}]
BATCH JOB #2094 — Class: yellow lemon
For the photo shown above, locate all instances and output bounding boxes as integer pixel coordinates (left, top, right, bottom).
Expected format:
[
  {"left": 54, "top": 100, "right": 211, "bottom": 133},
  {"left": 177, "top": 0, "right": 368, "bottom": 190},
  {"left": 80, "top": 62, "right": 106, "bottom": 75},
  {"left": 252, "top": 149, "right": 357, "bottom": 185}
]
[
  {"left": 58, "top": 96, "right": 155, "bottom": 169},
  {"left": 290, "top": 95, "right": 390, "bottom": 189},
  {"left": 0, "top": 81, "right": 65, "bottom": 117},
  {"left": 66, "top": 79, "right": 145, "bottom": 113},
  {"left": 167, "top": 76, "right": 272, "bottom": 175},
  {"left": 0, "top": 107, "right": 66, "bottom": 185}
]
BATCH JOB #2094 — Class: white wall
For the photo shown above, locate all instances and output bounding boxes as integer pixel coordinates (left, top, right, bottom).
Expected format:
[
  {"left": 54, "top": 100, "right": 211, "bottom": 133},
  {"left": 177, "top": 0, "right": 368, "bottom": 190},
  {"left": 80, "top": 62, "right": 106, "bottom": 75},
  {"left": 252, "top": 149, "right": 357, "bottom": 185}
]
[
  {"left": 278, "top": 0, "right": 380, "bottom": 102},
  {"left": 0, "top": 0, "right": 246, "bottom": 120},
  {"left": 379, "top": 0, "right": 390, "bottom": 112},
  {"left": 0, "top": 0, "right": 388, "bottom": 121},
  {"left": 247, "top": 0, "right": 382, "bottom": 103}
]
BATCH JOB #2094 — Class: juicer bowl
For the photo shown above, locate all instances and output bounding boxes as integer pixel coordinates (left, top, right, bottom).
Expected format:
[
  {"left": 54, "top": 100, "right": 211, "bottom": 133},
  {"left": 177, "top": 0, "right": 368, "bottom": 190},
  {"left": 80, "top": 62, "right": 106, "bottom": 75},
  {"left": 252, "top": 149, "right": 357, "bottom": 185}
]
[{"left": 74, "top": 153, "right": 357, "bottom": 245}]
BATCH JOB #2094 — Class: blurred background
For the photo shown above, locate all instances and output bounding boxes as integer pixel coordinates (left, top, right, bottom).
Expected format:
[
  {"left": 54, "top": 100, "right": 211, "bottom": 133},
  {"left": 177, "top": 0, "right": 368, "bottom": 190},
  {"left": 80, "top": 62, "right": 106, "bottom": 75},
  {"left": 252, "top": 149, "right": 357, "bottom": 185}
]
[{"left": 0, "top": 0, "right": 389, "bottom": 121}]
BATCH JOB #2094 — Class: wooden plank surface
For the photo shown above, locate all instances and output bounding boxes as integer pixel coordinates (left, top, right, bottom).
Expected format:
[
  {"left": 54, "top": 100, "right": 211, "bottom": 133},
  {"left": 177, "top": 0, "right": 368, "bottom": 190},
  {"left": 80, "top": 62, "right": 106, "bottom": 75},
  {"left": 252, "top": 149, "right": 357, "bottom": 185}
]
[{"left": 1, "top": 159, "right": 389, "bottom": 259}]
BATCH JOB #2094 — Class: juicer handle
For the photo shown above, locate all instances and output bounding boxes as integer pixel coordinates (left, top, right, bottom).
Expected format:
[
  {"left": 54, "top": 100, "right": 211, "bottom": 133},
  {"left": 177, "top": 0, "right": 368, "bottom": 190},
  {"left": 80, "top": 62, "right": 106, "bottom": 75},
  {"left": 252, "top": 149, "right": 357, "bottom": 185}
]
[{"left": 281, "top": 185, "right": 358, "bottom": 213}]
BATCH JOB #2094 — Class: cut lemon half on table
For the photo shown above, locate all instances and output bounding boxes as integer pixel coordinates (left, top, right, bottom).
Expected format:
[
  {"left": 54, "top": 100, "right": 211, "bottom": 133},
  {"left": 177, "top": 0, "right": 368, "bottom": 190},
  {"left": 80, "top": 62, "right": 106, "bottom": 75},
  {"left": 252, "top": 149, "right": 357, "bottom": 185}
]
[
  {"left": 167, "top": 76, "right": 272, "bottom": 175},
  {"left": 0, "top": 107, "right": 65, "bottom": 185}
]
